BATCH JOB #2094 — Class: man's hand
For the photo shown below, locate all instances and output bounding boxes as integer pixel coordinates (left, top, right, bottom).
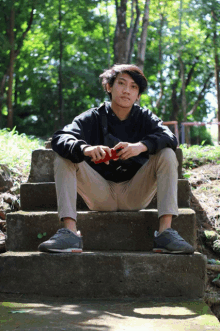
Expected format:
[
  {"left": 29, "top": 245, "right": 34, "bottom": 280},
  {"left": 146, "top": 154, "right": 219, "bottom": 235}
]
[
  {"left": 83, "top": 145, "right": 113, "bottom": 165},
  {"left": 113, "top": 142, "right": 148, "bottom": 160}
]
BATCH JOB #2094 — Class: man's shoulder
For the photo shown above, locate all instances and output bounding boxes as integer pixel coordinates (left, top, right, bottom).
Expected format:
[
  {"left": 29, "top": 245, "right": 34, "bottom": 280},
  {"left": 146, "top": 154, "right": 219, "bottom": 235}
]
[
  {"left": 133, "top": 104, "right": 152, "bottom": 117},
  {"left": 74, "top": 103, "right": 105, "bottom": 121}
]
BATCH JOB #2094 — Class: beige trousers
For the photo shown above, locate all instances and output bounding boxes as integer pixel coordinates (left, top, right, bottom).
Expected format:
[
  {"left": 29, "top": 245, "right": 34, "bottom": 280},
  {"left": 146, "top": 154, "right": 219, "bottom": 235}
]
[{"left": 54, "top": 147, "right": 179, "bottom": 221}]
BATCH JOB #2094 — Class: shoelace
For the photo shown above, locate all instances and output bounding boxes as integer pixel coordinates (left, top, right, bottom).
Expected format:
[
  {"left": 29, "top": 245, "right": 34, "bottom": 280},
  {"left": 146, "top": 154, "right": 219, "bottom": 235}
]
[
  {"left": 51, "top": 228, "right": 71, "bottom": 239},
  {"left": 169, "top": 229, "right": 184, "bottom": 242}
]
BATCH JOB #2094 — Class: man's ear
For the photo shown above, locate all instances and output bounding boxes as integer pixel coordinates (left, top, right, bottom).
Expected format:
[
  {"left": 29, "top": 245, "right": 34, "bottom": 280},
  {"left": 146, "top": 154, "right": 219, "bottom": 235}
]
[
  {"left": 106, "top": 83, "right": 111, "bottom": 93},
  {"left": 137, "top": 94, "right": 141, "bottom": 101}
]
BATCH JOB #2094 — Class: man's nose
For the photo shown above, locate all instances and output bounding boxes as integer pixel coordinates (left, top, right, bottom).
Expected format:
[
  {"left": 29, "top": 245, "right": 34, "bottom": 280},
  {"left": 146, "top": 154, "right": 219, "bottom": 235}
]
[{"left": 123, "top": 85, "right": 130, "bottom": 93}]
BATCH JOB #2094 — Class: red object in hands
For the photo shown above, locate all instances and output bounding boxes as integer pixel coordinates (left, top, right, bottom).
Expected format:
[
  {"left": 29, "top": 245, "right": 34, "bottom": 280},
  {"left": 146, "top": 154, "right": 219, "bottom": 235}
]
[{"left": 94, "top": 148, "right": 122, "bottom": 164}]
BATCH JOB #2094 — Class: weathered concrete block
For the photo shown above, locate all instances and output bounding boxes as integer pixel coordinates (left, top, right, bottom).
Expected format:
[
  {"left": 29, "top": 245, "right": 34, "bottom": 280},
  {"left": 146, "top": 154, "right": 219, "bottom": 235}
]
[
  {"left": 6, "top": 212, "right": 61, "bottom": 252},
  {"left": 6, "top": 209, "right": 196, "bottom": 252},
  {"left": 28, "top": 149, "right": 55, "bottom": 183},
  {"left": 175, "top": 147, "right": 183, "bottom": 178},
  {"left": 20, "top": 179, "right": 191, "bottom": 212},
  {"left": 0, "top": 164, "right": 13, "bottom": 192},
  {"left": 0, "top": 251, "right": 206, "bottom": 299},
  {"left": 28, "top": 148, "right": 183, "bottom": 183},
  {"left": 20, "top": 183, "right": 87, "bottom": 211}
]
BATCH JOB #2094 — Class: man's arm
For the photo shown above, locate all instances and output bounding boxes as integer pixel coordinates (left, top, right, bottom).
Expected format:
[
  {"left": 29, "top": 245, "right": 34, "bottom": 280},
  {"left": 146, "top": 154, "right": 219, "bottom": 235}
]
[
  {"left": 52, "top": 114, "right": 113, "bottom": 165},
  {"left": 140, "top": 109, "right": 178, "bottom": 155},
  {"left": 51, "top": 116, "right": 93, "bottom": 163}
]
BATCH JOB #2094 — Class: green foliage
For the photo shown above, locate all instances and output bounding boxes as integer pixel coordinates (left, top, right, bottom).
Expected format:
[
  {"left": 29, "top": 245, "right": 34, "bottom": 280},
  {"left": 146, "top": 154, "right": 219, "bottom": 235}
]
[
  {"left": 0, "top": 128, "right": 44, "bottom": 176},
  {"left": 213, "top": 274, "right": 220, "bottom": 283},
  {"left": 190, "top": 126, "right": 214, "bottom": 146},
  {"left": 180, "top": 144, "right": 220, "bottom": 169},
  {"left": 213, "top": 240, "right": 220, "bottom": 254},
  {"left": 208, "top": 259, "right": 220, "bottom": 265},
  {"left": 204, "top": 230, "right": 219, "bottom": 242},
  {"left": 37, "top": 232, "right": 47, "bottom": 239},
  {"left": 142, "top": 0, "right": 218, "bottom": 122},
  {"left": 182, "top": 172, "right": 191, "bottom": 179},
  {"left": 0, "top": 0, "right": 219, "bottom": 136}
]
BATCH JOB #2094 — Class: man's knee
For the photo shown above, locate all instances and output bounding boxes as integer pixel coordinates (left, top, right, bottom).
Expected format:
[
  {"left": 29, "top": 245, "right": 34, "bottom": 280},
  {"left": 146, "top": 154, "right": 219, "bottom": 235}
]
[
  {"left": 54, "top": 153, "right": 77, "bottom": 172},
  {"left": 159, "top": 148, "right": 178, "bottom": 167}
]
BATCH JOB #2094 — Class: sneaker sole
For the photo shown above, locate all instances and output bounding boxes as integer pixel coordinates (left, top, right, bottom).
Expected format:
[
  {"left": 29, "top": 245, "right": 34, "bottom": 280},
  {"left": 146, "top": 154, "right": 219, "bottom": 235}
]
[
  {"left": 40, "top": 248, "right": 83, "bottom": 253},
  {"left": 153, "top": 248, "right": 193, "bottom": 254}
]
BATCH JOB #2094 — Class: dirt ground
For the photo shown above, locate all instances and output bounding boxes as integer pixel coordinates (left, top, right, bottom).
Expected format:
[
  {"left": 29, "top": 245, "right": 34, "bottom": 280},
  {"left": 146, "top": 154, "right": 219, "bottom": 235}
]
[
  {"left": 188, "top": 163, "right": 220, "bottom": 229},
  {"left": 186, "top": 163, "right": 220, "bottom": 319}
]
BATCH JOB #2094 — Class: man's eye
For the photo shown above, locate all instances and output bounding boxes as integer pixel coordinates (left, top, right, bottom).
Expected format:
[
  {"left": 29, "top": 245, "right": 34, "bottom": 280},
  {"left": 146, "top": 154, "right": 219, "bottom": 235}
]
[
  {"left": 132, "top": 85, "right": 138, "bottom": 89},
  {"left": 119, "top": 81, "right": 124, "bottom": 85}
]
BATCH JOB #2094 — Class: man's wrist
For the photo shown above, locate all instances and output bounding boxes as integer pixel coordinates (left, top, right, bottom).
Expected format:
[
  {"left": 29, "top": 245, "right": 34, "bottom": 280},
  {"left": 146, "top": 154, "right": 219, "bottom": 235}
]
[
  {"left": 138, "top": 142, "right": 148, "bottom": 153},
  {"left": 81, "top": 144, "right": 90, "bottom": 154}
]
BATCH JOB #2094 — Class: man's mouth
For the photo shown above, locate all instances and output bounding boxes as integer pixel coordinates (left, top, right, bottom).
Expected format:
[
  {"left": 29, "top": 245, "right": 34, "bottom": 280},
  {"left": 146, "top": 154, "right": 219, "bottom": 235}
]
[{"left": 121, "top": 97, "right": 130, "bottom": 100}]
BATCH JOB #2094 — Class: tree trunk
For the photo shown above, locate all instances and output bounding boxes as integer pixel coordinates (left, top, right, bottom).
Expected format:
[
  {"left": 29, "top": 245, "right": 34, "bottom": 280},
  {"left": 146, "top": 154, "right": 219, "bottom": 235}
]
[
  {"left": 7, "top": 6, "right": 15, "bottom": 130},
  {"left": 0, "top": 73, "right": 7, "bottom": 126},
  {"left": 105, "top": 0, "right": 111, "bottom": 68},
  {"left": 126, "top": 0, "right": 140, "bottom": 63},
  {"left": 170, "top": 81, "right": 179, "bottom": 121},
  {"left": 114, "top": 0, "right": 127, "bottom": 63},
  {"left": 1, "top": 5, "right": 34, "bottom": 128},
  {"left": 58, "top": 0, "right": 64, "bottom": 127},
  {"left": 178, "top": 55, "right": 189, "bottom": 144},
  {"left": 213, "top": 29, "right": 220, "bottom": 144},
  {"left": 155, "top": 13, "right": 164, "bottom": 109},
  {"left": 136, "top": 0, "right": 150, "bottom": 72}
]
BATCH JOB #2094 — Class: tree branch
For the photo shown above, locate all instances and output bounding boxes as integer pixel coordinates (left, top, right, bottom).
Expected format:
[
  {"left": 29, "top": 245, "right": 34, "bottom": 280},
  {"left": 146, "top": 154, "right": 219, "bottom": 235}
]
[
  {"left": 211, "top": 10, "right": 220, "bottom": 22},
  {"left": 187, "top": 73, "right": 212, "bottom": 116},
  {"left": 185, "top": 56, "right": 199, "bottom": 88},
  {"left": 185, "top": 35, "right": 210, "bottom": 88},
  {"left": 14, "top": 5, "right": 34, "bottom": 58}
]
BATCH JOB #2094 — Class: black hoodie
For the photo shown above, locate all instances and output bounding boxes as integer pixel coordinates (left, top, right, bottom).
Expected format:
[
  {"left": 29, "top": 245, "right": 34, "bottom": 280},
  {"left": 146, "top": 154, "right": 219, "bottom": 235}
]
[{"left": 51, "top": 102, "right": 177, "bottom": 182}]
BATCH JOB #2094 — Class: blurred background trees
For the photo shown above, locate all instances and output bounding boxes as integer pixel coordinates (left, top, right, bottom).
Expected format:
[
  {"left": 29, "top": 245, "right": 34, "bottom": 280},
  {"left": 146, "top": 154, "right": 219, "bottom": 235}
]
[{"left": 0, "top": 0, "right": 219, "bottom": 142}]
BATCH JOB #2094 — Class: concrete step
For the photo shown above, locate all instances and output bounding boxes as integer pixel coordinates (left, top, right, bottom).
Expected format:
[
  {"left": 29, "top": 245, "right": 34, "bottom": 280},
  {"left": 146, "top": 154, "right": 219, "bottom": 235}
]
[
  {"left": 28, "top": 147, "right": 183, "bottom": 183},
  {"left": 0, "top": 251, "right": 206, "bottom": 299},
  {"left": 6, "top": 209, "right": 196, "bottom": 252},
  {"left": 20, "top": 179, "right": 191, "bottom": 212},
  {"left": 1, "top": 295, "right": 219, "bottom": 330}
]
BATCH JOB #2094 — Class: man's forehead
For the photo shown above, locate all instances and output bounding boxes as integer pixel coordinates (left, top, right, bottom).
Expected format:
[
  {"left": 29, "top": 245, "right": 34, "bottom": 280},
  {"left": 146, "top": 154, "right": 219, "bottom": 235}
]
[{"left": 116, "top": 73, "right": 137, "bottom": 84}]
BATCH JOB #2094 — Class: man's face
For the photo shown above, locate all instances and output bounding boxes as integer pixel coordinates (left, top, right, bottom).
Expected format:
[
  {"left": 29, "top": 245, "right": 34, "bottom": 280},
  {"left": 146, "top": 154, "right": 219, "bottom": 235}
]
[{"left": 107, "top": 73, "right": 140, "bottom": 111}]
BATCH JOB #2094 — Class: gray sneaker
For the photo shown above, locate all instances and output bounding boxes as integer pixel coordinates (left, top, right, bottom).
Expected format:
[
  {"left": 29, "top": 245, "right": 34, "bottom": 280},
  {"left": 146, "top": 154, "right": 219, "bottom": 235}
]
[
  {"left": 153, "top": 228, "right": 194, "bottom": 254},
  {"left": 38, "top": 228, "right": 83, "bottom": 253}
]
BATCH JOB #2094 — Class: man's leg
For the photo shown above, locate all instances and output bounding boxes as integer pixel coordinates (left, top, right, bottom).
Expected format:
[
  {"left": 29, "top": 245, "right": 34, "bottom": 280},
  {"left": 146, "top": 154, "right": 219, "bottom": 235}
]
[
  {"left": 38, "top": 154, "right": 117, "bottom": 252},
  {"left": 116, "top": 148, "right": 194, "bottom": 254},
  {"left": 159, "top": 214, "right": 172, "bottom": 233},
  {"left": 117, "top": 148, "right": 178, "bottom": 216}
]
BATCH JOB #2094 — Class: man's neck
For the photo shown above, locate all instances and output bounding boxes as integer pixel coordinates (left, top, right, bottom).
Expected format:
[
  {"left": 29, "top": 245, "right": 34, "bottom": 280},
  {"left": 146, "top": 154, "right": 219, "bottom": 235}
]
[{"left": 110, "top": 104, "right": 133, "bottom": 121}]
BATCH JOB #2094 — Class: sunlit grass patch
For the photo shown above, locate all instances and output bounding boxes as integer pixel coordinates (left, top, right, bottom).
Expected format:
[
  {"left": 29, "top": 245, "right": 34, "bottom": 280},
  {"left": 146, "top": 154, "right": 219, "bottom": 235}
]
[
  {"left": 0, "top": 127, "right": 44, "bottom": 176},
  {"left": 180, "top": 144, "right": 220, "bottom": 169}
]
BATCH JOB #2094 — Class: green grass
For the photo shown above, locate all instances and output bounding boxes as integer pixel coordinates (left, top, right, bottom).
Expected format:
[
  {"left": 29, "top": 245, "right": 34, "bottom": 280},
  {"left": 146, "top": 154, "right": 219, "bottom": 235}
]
[
  {"left": 180, "top": 144, "right": 220, "bottom": 170},
  {"left": 0, "top": 128, "right": 45, "bottom": 177}
]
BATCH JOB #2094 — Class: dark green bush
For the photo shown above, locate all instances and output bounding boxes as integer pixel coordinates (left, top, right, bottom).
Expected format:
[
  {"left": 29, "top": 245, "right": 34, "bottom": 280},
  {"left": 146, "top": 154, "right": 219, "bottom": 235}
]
[{"left": 190, "top": 126, "right": 213, "bottom": 146}]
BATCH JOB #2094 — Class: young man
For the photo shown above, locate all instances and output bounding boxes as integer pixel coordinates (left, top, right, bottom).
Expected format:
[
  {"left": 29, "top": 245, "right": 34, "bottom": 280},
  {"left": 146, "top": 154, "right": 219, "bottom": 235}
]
[{"left": 38, "top": 64, "right": 194, "bottom": 254}]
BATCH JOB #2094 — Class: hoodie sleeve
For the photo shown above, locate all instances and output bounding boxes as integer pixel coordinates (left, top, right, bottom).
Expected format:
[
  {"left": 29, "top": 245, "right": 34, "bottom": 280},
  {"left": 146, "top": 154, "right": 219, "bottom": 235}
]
[
  {"left": 51, "top": 115, "right": 92, "bottom": 163},
  {"left": 140, "top": 109, "right": 178, "bottom": 154}
]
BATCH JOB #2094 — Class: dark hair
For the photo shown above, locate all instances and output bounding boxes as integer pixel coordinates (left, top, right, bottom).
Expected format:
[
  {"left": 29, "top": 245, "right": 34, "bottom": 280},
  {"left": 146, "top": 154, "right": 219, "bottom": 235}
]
[{"left": 99, "top": 64, "right": 148, "bottom": 99}]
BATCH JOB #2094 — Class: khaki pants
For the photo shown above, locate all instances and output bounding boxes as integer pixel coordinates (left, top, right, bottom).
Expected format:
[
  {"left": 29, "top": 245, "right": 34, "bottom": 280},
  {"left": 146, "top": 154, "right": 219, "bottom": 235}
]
[{"left": 54, "top": 148, "right": 178, "bottom": 221}]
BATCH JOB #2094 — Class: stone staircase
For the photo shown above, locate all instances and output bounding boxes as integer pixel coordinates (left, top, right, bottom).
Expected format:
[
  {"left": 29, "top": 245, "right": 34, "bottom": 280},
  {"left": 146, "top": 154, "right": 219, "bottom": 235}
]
[{"left": 0, "top": 147, "right": 207, "bottom": 299}]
